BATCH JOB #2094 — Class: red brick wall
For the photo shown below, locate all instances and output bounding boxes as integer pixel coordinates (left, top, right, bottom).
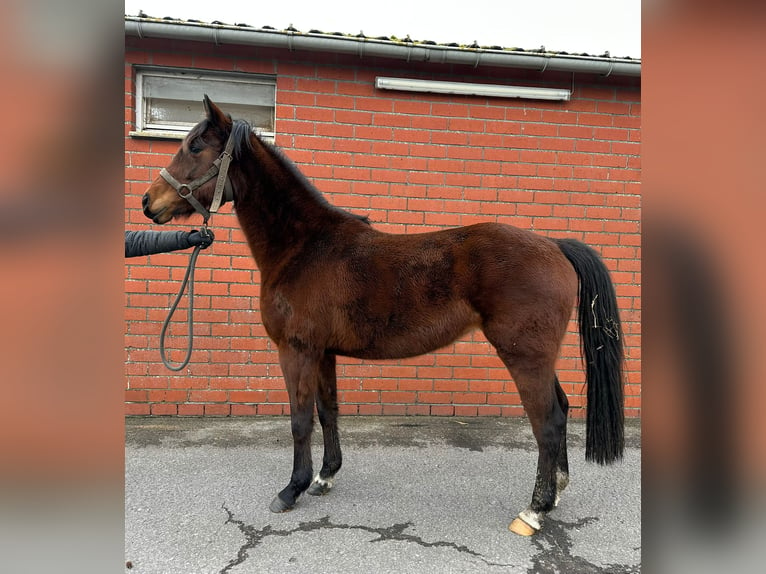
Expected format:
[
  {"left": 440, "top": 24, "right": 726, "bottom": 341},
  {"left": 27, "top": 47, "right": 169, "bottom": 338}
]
[{"left": 125, "top": 37, "right": 641, "bottom": 418}]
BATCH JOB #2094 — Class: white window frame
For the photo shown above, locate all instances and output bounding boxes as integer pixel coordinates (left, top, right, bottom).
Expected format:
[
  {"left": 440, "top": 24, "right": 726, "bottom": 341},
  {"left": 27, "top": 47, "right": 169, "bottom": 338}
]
[{"left": 131, "top": 66, "right": 276, "bottom": 142}]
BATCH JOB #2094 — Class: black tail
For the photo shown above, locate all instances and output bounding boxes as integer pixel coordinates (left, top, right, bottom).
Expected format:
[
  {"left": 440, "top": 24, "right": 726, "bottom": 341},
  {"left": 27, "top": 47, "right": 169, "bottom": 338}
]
[{"left": 556, "top": 238, "right": 625, "bottom": 464}]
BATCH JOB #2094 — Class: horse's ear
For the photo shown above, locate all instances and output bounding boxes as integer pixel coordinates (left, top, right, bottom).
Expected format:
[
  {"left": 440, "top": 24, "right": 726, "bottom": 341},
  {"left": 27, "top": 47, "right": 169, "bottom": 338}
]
[{"left": 202, "top": 95, "right": 229, "bottom": 128}]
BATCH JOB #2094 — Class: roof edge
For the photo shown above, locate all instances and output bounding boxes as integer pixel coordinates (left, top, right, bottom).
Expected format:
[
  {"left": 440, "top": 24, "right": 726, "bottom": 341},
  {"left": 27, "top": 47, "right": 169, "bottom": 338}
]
[{"left": 125, "top": 16, "right": 641, "bottom": 78}]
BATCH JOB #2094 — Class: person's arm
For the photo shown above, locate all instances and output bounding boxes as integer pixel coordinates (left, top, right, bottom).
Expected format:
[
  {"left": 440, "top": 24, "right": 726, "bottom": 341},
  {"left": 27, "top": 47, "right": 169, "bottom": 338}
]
[{"left": 124, "top": 229, "right": 214, "bottom": 258}]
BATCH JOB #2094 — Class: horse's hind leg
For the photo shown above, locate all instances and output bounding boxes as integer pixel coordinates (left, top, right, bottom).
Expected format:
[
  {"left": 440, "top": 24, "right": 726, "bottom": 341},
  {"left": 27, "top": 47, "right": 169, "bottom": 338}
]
[
  {"left": 499, "top": 356, "right": 566, "bottom": 536},
  {"left": 308, "top": 353, "right": 342, "bottom": 496},
  {"left": 269, "top": 346, "right": 319, "bottom": 513}
]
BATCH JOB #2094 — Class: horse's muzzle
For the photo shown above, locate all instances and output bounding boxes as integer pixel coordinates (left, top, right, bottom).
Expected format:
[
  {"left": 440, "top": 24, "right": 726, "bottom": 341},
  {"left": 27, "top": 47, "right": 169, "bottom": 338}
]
[
  {"left": 142, "top": 193, "right": 159, "bottom": 221},
  {"left": 141, "top": 193, "right": 165, "bottom": 223}
]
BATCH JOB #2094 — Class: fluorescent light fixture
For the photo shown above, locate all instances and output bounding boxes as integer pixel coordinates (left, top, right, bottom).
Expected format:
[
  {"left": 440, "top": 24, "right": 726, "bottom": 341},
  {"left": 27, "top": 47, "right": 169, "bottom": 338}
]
[{"left": 375, "top": 77, "right": 571, "bottom": 101}]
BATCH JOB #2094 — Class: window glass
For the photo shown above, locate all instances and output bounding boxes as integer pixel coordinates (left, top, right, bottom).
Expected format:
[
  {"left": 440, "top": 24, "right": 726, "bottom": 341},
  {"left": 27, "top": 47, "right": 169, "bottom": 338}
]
[{"left": 133, "top": 67, "right": 276, "bottom": 139}]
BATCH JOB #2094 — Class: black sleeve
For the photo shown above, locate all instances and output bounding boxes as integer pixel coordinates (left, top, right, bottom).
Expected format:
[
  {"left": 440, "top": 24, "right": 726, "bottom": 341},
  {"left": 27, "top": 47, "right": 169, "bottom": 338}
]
[{"left": 125, "top": 230, "right": 194, "bottom": 258}]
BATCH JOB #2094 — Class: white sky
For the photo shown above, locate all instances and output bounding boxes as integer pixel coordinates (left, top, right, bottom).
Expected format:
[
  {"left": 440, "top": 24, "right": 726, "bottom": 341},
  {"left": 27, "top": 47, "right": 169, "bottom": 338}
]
[{"left": 124, "top": 0, "right": 641, "bottom": 58}]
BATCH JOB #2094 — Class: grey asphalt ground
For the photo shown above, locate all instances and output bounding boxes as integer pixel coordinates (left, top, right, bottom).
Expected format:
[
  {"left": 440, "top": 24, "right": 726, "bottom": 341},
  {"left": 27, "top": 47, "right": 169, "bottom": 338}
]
[{"left": 125, "top": 416, "right": 640, "bottom": 573}]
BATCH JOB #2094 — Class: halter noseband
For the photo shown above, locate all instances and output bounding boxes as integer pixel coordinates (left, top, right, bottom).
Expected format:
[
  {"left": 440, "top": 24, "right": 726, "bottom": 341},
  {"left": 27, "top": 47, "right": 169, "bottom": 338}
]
[{"left": 159, "top": 132, "right": 236, "bottom": 224}]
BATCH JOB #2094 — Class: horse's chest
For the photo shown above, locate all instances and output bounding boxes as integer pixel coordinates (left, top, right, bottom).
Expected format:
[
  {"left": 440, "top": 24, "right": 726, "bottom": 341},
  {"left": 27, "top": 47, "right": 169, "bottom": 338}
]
[{"left": 260, "top": 287, "right": 332, "bottom": 341}]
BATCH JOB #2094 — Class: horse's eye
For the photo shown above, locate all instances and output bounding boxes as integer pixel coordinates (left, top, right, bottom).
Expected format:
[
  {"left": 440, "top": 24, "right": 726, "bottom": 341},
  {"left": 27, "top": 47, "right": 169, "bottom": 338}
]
[{"left": 189, "top": 140, "right": 204, "bottom": 154}]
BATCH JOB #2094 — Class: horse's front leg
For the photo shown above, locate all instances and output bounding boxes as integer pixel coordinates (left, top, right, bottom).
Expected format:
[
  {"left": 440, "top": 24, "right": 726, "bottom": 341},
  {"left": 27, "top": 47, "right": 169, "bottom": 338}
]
[
  {"left": 308, "top": 353, "right": 342, "bottom": 496},
  {"left": 269, "top": 345, "right": 320, "bottom": 513}
]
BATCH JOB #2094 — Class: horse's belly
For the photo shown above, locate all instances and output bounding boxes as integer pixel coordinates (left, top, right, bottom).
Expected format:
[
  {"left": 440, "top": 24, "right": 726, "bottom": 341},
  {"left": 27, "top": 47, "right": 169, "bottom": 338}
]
[{"left": 336, "top": 303, "right": 481, "bottom": 360}]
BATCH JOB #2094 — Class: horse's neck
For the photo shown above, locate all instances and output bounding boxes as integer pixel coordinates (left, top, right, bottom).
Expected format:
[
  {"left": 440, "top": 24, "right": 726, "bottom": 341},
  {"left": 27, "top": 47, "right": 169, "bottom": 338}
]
[{"left": 234, "top": 142, "right": 335, "bottom": 274}]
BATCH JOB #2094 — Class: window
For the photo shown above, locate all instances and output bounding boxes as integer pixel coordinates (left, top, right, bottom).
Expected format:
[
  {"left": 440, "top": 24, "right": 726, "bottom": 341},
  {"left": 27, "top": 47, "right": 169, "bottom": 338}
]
[{"left": 132, "top": 66, "right": 276, "bottom": 141}]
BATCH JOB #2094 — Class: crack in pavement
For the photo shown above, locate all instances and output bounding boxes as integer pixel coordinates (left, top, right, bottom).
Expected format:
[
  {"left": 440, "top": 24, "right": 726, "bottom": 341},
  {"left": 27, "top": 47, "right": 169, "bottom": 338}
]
[
  {"left": 529, "top": 517, "right": 640, "bottom": 574},
  {"left": 220, "top": 503, "right": 512, "bottom": 572}
]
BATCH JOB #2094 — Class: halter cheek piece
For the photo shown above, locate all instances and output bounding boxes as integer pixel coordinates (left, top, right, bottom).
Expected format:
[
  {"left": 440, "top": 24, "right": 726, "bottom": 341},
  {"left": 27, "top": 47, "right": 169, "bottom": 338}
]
[{"left": 159, "top": 132, "right": 236, "bottom": 224}]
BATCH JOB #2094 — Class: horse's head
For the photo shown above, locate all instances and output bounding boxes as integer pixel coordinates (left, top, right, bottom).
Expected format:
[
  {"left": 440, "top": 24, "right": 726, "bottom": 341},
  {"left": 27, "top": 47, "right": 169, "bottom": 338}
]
[{"left": 142, "top": 95, "right": 235, "bottom": 224}]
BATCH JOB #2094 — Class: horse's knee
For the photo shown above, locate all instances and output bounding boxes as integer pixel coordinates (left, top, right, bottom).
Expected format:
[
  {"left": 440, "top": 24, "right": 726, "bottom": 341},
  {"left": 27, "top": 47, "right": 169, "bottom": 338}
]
[{"left": 291, "top": 413, "right": 314, "bottom": 438}]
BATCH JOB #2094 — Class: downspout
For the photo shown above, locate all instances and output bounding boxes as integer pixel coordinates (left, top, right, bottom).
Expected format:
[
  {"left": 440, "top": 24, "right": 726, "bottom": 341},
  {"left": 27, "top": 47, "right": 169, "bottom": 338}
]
[{"left": 125, "top": 17, "right": 640, "bottom": 77}]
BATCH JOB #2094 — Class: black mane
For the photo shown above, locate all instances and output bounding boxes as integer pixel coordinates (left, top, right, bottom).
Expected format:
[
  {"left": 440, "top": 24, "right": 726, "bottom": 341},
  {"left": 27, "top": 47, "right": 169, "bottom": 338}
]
[{"left": 230, "top": 119, "right": 255, "bottom": 160}]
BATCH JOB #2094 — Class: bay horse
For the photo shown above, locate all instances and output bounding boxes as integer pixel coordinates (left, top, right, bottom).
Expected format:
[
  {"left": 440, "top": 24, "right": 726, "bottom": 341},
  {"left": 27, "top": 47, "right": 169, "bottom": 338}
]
[{"left": 142, "top": 96, "right": 624, "bottom": 536}]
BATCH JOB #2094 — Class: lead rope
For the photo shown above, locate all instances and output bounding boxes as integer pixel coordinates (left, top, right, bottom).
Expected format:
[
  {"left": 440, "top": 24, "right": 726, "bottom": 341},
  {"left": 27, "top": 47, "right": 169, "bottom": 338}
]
[{"left": 159, "top": 227, "right": 211, "bottom": 371}]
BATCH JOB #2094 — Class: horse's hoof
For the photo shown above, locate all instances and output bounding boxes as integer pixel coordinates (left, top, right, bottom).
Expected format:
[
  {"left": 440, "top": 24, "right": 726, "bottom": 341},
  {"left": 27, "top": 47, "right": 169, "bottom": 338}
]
[
  {"left": 509, "top": 516, "right": 539, "bottom": 536},
  {"left": 307, "top": 482, "right": 330, "bottom": 496},
  {"left": 269, "top": 496, "right": 294, "bottom": 513},
  {"left": 307, "top": 475, "right": 333, "bottom": 496}
]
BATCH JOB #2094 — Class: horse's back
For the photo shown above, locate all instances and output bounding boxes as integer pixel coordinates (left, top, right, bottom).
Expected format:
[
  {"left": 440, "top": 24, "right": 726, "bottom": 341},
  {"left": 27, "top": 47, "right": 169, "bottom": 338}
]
[{"left": 369, "top": 221, "right": 577, "bottom": 307}]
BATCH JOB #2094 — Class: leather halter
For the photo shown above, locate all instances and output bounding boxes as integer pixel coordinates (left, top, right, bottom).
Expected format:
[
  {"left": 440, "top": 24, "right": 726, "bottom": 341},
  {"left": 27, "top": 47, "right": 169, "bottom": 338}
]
[{"left": 159, "top": 133, "right": 236, "bottom": 223}]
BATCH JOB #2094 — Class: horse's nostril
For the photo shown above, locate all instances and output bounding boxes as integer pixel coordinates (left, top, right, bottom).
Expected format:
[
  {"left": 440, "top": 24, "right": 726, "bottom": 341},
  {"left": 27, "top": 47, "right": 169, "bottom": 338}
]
[{"left": 142, "top": 194, "right": 149, "bottom": 208}]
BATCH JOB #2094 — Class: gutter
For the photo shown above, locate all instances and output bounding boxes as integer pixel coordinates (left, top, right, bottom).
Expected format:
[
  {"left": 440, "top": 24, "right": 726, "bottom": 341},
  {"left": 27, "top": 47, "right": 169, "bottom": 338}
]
[{"left": 125, "top": 16, "right": 640, "bottom": 78}]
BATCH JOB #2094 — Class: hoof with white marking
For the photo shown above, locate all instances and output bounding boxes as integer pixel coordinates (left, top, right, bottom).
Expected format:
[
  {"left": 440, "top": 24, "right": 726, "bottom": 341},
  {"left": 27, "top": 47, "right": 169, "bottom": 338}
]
[
  {"left": 509, "top": 517, "right": 537, "bottom": 536},
  {"left": 307, "top": 474, "right": 334, "bottom": 496},
  {"left": 508, "top": 509, "right": 542, "bottom": 536}
]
